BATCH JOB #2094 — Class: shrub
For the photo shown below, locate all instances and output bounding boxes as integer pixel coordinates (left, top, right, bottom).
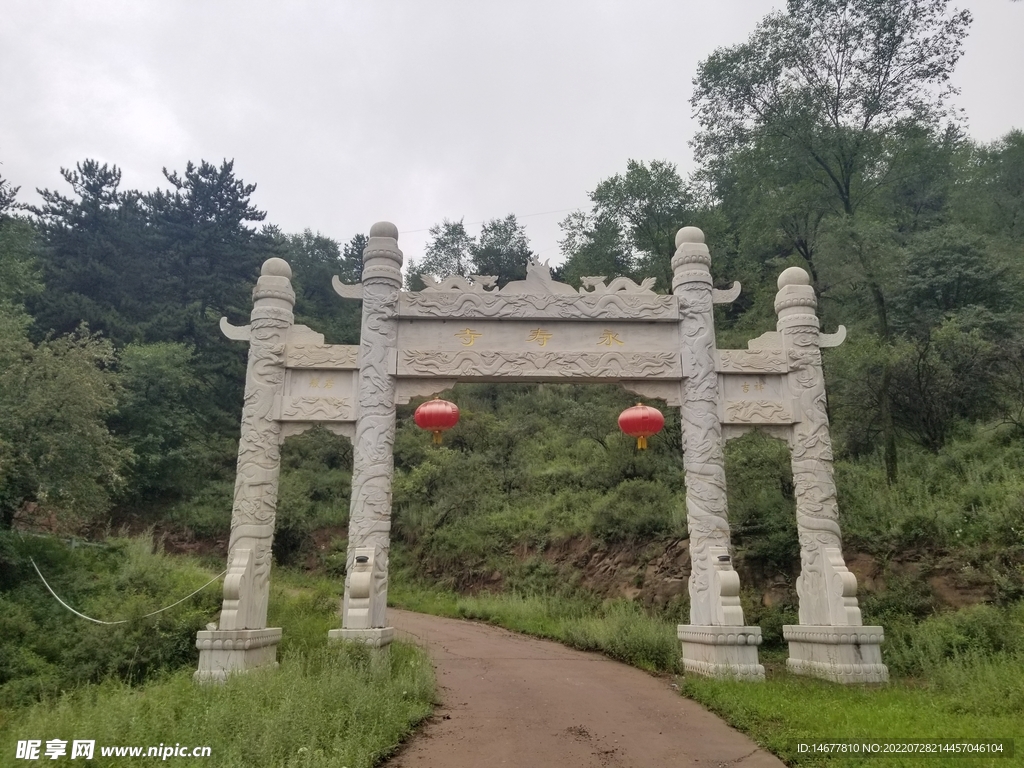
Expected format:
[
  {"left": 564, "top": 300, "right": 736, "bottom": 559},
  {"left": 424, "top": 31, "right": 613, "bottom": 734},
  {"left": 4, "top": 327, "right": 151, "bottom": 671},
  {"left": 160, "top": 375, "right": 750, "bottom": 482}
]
[
  {"left": 0, "top": 532, "right": 219, "bottom": 707},
  {"left": 590, "top": 479, "right": 679, "bottom": 542}
]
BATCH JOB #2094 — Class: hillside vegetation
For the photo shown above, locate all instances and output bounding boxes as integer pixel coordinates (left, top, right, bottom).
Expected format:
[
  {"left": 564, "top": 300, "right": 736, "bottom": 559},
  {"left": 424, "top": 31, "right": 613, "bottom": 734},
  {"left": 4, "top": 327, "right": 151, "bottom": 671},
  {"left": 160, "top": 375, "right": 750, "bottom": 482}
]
[{"left": 0, "top": 533, "right": 434, "bottom": 766}]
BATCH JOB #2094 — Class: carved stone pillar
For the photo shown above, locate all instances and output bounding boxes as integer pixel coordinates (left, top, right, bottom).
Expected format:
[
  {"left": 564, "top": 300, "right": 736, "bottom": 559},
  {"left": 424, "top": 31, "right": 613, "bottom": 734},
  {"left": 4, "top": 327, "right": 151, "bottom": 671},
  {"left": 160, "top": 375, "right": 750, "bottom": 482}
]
[
  {"left": 195, "top": 257, "right": 294, "bottom": 682},
  {"left": 674, "top": 227, "right": 763, "bottom": 680},
  {"left": 776, "top": 266, "right": 887, "bottom": 683},
  {"left": 328, "top": 221, "right": 401, "bottom": 648}
]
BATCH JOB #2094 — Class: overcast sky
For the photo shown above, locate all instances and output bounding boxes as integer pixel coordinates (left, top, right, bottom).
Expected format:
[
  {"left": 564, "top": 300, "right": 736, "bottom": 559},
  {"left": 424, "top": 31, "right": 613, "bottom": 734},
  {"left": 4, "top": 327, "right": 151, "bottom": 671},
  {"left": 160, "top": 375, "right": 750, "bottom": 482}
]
[{"left": 2, "top": 1, "right": 1022, "bottom": 268}]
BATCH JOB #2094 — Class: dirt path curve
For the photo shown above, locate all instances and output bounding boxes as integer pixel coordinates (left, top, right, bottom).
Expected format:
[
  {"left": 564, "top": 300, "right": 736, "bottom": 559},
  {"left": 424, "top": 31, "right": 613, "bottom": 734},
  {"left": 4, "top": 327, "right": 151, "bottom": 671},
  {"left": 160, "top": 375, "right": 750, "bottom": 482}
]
[{"left": 386, "top": 609, "right": 785, "bottom": 768}]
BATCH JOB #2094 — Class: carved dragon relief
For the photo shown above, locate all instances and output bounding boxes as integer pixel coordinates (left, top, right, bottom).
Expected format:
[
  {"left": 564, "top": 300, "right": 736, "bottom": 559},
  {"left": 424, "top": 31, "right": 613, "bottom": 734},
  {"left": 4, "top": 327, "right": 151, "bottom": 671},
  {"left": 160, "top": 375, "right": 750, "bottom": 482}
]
[
  {"left": 783, "top": 316, "right": 850, "bottom": 628},
  {"left": 421, "top": 274, "right": 497, "bottom": 293},
  {"left": 723, "top": 399, "right": 794, "bottom": 424},
  {"left": 398, "top": 350, "right": 681, "bottom": 379},
  {"left": 277, "top": 396, "right": 352, "bottom": 422},
  {"left": 579, "top": 275, "right": 657, "bottom": 295},
  {"left": 286, "top": 343, "right": 359, "bottom": 369},
  {"left": 403, "top": 258, "right": 675, "bottom": 320},
  {"left": 400, "top": 292, "right": 678, "bottom": 320},
  {"left": 677, "top": 284, "right": 735, "bottom": 628},
  {"left": 228, "top": 314, "right": 289, "bottom": 630},
  {"left": 345, "top": 284, "right": 399, "bottom": 630},
  {"left": 722, "top": 423, "right": 792, "bottom": 443},
  {"left": 716, "top": 348, "right": 788, "bottom": 373}
]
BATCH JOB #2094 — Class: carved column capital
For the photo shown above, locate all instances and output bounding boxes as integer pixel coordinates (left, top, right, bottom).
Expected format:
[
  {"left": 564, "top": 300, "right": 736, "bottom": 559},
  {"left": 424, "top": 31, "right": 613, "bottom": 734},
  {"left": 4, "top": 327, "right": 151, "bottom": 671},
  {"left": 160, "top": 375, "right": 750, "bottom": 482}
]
[
  {"left": 774, "top": 267, "right": 819, "bottom": 333},
  {"left": 361, "top": 221, "right": 404, "bottom": 286},
  {"left": 253, "top": 258, "right": 297, "bottom": 312},
  {"left": 671, "top": 227, "right": 712, "bottom": 291}
]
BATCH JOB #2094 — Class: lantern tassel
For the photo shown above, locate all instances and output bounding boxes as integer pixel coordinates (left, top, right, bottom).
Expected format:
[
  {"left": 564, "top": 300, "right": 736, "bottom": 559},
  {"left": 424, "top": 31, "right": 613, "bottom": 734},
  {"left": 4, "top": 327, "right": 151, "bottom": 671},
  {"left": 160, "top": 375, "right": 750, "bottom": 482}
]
[
  {"left": 637, "top": 435, "right": 647, "bottom": 450},
  {"left": 432, "top": 431, "right": 442, "bottom": 445}
]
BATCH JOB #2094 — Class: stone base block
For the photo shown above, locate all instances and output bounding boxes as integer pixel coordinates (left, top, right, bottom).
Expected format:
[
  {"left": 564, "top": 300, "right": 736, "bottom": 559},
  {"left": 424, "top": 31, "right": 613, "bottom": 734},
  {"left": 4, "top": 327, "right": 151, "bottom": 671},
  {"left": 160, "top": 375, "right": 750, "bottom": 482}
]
[
  {"left": 678, "top": 625, "right": 765, "bottom": 681},
  {"left": 328, "top": 627, "right": 395, "bottom": 648},
  {"left": 784, "top": 625, "right": 888, "bottom": 684},
  {"left": 194, "top": 628, "right": 282, "bottom": 684}
]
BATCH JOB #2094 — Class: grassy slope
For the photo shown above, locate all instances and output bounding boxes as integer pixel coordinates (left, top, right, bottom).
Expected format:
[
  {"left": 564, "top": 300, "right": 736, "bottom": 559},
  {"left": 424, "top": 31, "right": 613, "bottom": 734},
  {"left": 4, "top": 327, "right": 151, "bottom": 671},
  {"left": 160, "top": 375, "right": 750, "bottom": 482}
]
[
  {"left": 1, "top": 644, "right": 433, "bottom": 768},
  {"left": 0, "top": 537, "right": 434, "bottom": 768}
]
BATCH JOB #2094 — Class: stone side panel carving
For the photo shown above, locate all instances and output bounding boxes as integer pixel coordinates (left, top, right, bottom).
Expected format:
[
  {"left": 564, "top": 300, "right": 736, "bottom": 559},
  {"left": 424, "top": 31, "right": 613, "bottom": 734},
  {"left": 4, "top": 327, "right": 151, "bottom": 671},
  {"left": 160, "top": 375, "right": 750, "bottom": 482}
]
[
  {"left": 332, "top": 276, "right": 364, "bottom": 300},
  {"left": 278, "top": 396, "right": 352, "bottom": 422},
  {"left": 723, "top": 399, "right": 794, "bottom": 425},
  {"left": 716, "top": 348, "right": 788, "bottom": 373},
  {"left": 286, "top": 343, "right": 359, "bottom": 369},
  {"left": 711, "top": 281, "right": 742, "bottom": 305}
]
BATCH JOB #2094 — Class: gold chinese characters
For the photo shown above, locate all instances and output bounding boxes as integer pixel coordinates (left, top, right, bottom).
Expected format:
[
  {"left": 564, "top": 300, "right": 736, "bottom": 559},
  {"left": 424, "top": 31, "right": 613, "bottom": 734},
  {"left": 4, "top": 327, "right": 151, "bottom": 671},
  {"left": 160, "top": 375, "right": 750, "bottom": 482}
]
[
  {"left": 597, "top": 329, "right": 624, "bottom": 346},
  {"left": 527, "top": 329, "right": 553, "bottom": 347},
  {"left": 308, "top": 377, "right": 334, "bottom": 389},
  {"left": 454, "top": 328, "right": 483, "bottom": 346}
]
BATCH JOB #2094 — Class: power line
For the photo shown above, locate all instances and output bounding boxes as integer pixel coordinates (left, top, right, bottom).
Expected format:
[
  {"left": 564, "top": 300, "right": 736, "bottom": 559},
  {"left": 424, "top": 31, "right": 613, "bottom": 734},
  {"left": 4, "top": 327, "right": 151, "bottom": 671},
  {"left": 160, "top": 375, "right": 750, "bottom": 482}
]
[{"left": 32, "top": 558, "right": 226, "bottom": 625}]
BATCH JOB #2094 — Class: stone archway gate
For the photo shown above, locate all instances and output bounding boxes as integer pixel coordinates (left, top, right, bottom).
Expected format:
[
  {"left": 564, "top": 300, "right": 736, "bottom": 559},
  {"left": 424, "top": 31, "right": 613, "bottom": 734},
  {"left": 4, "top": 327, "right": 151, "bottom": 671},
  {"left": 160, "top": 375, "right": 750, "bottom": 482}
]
[{"left": 195, "top": 222, "right": 887, "bottom": 684}]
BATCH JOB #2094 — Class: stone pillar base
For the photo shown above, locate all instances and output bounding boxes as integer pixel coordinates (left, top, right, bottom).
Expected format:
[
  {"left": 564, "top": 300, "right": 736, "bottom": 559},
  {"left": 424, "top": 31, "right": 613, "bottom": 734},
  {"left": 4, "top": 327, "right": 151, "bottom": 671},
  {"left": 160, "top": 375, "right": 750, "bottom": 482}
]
[
  {"left": 784, "top": 625, "right": 888, "bottom": 684},
  {"left": 678, "top": 625, "right": 765, "bottom": 680},
  {"left": 328, "top": 627, "right": 395, "bottom": 648},
  {"left": 194, "top": 628, "right": 282, "bottom": 684}
]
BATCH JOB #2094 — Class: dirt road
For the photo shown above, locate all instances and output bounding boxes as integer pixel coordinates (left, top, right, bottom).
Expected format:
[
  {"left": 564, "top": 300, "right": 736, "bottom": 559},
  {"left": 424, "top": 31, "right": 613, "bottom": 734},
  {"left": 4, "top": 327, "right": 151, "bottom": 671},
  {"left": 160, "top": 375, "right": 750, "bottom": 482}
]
[{"left": 386, "top": 609, "right": 785, "bottom": 767}]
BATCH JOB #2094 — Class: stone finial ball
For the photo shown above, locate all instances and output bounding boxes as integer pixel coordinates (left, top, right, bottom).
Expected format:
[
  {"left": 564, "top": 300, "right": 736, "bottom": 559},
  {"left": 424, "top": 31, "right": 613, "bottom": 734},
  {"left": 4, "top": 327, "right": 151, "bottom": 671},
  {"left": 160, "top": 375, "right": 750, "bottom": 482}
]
[
  {"left": 777, "top": 266, "right": 810, "bottom": 290},
  {"left": 675, "top": 226, "right": 705, "bottom": 247},
  {"left": 261, "top": 257, "right": 292, "bottom": 278},
  {"left": 369, "top": 221, "right": 399, "bottom": 240}
]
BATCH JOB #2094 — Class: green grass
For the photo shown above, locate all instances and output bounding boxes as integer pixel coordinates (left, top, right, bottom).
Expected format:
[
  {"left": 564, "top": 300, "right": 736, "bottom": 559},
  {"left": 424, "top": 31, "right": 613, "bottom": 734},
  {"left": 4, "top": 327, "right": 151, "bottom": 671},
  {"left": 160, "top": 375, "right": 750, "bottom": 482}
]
[
  {"left": 1, "top": 536, "right": 436, "bottom": 767},
  {"left": 0, "top": 642, "right": 434, "bottom": 768},
  {"left": 1, "top": 533, "right": 223, "bottom": 706},
  {"left": 391, "top": 583, "right": 682, "bottom": 673},
  {"left": 391, "top": 581, "right": 1024, "bottom": 767},
  {"left": 685, "top": 656, "right": 1022, "bottom": 768}
]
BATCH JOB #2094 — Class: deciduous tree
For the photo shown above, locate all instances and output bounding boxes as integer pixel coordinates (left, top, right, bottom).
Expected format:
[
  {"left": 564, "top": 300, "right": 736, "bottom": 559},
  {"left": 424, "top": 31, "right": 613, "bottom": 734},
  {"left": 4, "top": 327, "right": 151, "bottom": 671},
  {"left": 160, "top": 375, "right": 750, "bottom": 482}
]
[{"left": 692, "top": 0, "right": 973, "bottom": 482}]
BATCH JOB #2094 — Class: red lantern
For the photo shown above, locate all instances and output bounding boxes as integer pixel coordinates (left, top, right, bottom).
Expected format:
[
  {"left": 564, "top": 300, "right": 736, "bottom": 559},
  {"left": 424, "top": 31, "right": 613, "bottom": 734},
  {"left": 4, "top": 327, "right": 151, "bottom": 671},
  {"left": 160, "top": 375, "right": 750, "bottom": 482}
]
[
  {"left": 414, "top": 397, "right": 460, "bottom": 445},
  {"left": 618, "top": 403, "right": 665, "bottom": 450}
]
